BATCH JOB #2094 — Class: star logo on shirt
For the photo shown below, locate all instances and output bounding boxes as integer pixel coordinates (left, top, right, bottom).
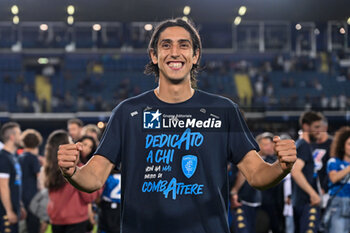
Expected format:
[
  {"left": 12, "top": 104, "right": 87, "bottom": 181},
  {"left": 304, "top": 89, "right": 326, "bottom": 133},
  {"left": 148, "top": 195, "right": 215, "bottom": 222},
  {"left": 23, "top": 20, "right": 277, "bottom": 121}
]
[
  {"left": 151, "top": 109, "right": 162, "bottom": 122},
  {"left": 143, "top": 109, "right": 162, "bottom": 129}
]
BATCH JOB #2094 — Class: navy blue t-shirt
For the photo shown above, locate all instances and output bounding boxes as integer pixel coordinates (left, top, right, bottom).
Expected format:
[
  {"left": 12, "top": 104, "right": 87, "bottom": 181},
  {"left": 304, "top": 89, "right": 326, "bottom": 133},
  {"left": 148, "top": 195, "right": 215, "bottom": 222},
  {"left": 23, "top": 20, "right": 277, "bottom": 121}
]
[
  {"left": 311, "top": 138, "right": 332, "bottom": 192},
  {"left": 19, "top": 152, "right": 41, "bottom": 207},
  {"left": 95, "top": 90, "right": 259, "bottom": 233},
  {"left": 0, "top": 149, "right": 22, "bottom": 215},
  {"left": 292, "top": 139, "right": 318, "bottom": 206}
]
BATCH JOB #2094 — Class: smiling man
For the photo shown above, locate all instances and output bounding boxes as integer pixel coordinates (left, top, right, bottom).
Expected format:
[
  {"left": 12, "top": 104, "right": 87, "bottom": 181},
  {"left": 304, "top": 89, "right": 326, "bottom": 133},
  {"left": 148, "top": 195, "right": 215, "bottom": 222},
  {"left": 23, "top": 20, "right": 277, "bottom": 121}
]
[{"left": 57, "top": 18, "right": 297, "bottom": 233}]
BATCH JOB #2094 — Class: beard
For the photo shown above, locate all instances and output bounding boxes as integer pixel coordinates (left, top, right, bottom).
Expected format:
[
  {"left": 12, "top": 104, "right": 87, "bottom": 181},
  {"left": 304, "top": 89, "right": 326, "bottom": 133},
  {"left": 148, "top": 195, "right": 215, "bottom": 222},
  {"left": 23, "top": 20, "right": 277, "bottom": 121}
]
[{"left": 309, "top": 133, "right": 317, "bottom": 143}]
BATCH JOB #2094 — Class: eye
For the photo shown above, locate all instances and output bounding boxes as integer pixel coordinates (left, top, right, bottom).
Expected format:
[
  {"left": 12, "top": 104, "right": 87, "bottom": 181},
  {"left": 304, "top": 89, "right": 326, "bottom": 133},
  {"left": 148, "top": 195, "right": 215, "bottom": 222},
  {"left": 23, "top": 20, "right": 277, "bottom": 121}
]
[
  {"left": 180, "top": 43, "right": 190, "bottom": 48},
  {"left": 161, "top": 43, "right": 171, "bottom": 49}
]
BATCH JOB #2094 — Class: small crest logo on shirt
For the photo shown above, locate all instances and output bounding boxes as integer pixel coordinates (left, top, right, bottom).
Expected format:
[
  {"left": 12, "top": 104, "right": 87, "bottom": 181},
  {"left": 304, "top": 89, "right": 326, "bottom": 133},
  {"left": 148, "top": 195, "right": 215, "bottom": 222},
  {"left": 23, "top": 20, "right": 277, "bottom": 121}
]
[
  {"left": 143, "top": 109, "right": 162, "bottom": 129},
  {"left": 182, "top": 155, "right": 198, "bottom": 178}
]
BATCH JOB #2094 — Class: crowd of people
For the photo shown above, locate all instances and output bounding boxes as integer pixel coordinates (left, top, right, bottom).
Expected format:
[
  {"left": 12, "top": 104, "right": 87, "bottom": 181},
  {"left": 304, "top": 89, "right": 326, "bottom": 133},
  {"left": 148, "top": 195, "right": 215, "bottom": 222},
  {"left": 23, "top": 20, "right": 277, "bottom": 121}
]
[
  {"left": 0, "top": 112, "right": 348, "bottom": 233},
  {"left": 227, "top": 111, "right": 350, "bottom": 233},
  {"left": 0, "top": 119, "right": 121, "bottom": 233}
]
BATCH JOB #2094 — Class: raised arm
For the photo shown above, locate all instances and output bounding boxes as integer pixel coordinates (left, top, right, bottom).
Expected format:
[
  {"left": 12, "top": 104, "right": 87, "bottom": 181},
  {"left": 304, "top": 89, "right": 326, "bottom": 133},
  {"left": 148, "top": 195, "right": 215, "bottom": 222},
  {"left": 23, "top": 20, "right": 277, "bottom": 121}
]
[
  {"left": 237, "top": 136, "right": 296, "bottom": 190},
  {"left": 58, "top": 143, "right": 114, "bottom": 192}
]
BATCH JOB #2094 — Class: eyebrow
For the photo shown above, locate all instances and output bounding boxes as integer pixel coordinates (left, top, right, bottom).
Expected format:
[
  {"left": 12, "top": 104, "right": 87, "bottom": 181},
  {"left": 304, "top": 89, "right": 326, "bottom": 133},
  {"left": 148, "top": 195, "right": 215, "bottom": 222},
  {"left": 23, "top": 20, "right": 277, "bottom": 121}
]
[{"left": 159, "top": 39, "right": 192, "bottom": 44}]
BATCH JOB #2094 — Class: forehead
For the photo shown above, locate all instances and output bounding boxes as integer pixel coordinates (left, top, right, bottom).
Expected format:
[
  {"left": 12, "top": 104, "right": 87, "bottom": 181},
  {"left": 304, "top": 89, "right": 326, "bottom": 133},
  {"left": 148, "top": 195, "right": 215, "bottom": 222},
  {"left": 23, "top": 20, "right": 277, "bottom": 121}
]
[
  {"left": 82, "top": 138, "right": 93, "bottom": 144},
  {"left": 310, "top": 120, "right": 322, "bottom": 127},
  {"left": 68, "top": 123, "right": 80, "bottom": 128},
  {"left": 158, "top": 26, "right": 192, "bottom": 43},
  {"left": 260, "top": 138, "right": 272, "bottom": 144}
]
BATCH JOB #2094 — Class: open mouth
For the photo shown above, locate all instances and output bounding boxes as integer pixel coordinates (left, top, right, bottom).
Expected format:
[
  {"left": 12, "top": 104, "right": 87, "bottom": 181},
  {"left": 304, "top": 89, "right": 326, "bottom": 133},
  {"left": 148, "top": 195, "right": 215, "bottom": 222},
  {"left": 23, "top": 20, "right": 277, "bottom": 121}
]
[{"left": 167, "top": 61, "right": 184, "bottom": 70}]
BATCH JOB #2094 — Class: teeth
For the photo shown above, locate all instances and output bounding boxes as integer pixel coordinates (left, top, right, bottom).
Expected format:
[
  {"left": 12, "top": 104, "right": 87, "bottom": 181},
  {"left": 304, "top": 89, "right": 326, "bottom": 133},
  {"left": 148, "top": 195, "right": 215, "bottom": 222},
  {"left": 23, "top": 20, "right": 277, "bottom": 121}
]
[{"left": 168, "top": 62, "right": 182, "bottom": 68}]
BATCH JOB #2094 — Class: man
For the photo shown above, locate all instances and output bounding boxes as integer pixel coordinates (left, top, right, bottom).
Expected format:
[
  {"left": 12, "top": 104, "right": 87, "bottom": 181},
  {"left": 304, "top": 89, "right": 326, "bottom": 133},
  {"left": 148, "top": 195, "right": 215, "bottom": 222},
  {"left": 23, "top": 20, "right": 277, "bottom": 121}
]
[
  {"left": 58, "top": 18, "right": 296, "bottom": 233},
  {"left": 310, "top": 118, "right": 332, "bottom": 206},
  {"left": 0, "top": 122, "right": 26, "bottom": 233},
  {"left": 67, "top": 118, "right": 84, "bottom": 142},
  {"left": 256, "top": 132, "right": 284, "bottom": 233},
  {"left": 291, "top": 111, "right": 324, "bottom": 233},
  {"left": 19, "top": 129, "right": 43, "bottom": 233}
]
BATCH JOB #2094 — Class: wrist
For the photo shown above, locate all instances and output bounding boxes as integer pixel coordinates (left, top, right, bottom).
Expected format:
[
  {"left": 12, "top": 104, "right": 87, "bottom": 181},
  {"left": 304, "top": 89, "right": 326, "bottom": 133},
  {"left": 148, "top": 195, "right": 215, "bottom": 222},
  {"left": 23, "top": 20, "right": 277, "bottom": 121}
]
[
  {"left": 277, "top": 161, "right": 292, "bottom": 173},
  {"left": 62, "top": 166, "right": 77, "bottom": 179},
  {"left": 230, "top": 190, "right": 238, "bottom": 196},
  {"left": 309, "top": 190, "right": 318, "bottom": 197},
  {"left": 6, "top": 209, "right": 14, "bottom": 215}
]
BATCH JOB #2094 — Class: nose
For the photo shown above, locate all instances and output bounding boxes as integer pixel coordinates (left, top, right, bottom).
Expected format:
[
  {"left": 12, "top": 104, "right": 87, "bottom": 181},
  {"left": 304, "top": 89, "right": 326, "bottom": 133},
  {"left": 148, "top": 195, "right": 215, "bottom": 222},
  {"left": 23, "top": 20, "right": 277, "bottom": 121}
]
[{"left": 170, "top": 45, "right": 180, "bottom": 57}]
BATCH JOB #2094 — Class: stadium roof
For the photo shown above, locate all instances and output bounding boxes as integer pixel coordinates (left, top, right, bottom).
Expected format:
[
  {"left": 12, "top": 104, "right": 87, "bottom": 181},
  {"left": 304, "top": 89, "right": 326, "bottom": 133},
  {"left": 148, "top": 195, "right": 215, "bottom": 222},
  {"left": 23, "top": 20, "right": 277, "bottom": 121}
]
[{"left": 0, "top": 0, "right": 349, "bottom": 23}]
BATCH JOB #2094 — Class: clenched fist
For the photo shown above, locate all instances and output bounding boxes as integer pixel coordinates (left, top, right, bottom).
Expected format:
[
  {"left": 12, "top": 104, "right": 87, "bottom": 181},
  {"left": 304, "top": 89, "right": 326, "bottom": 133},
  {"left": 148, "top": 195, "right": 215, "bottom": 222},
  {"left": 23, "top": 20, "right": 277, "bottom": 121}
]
[
  {"left": 273, "top": 136, "right": 297, "bottom": 171},
  {"left": 57, "top": 143, "right": 83, "bottom": 177}
]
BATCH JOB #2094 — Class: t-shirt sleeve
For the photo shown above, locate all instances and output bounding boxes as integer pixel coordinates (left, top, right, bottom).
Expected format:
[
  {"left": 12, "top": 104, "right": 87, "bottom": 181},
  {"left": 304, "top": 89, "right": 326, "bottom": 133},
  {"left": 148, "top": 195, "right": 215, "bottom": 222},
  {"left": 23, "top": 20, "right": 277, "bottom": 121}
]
[
  {"left": 31, "top": 155, "right": 41, "bottom": 175},
  {"left": 227, "top": 103, "right": 259, "bottom": 164},
  {"left": 0, "top": 155, "right": 11, "bottom": 178},
  {"left": 296, "top": 141, "right": 311, "bottom": 162},
  {"left": 327, "top": 158, "right": 338, "bottom": 174},
  {"left": 94, "top": 105, "right": 123, "bottom": 166}
]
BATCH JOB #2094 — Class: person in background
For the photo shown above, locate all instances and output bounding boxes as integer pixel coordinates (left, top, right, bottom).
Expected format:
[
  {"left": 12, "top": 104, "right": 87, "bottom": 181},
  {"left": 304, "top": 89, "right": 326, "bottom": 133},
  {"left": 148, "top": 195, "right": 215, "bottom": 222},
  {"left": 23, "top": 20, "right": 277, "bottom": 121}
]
[
  {"left": 280, "top": 133, "right": 294, "bottom": 233},
  {"left": 98, "top": 168, "right": 121, "bottom": 233},
  {"left": 230, "top": 168, "right": 261, "bottom": 233},
  {"left": 326, "top": 126, "right": 350, "bottom": 233},
  {"left": 256, "top": 132, "right": 284, "bottom": 233},
  {"left": 45, "top": 130, "right": 101, "bottom": 233},
  {"left": 76, "top": 136, "right": 97, "bottom": 165},
  {"left": 311, "top": 118, "right": 332, "bottom": 208},
  {"left": 19, "top": 129, "right": 43, "bottom": 233},
  {"left": 76, "top": 135, "right": 98, "bottom": 232},
  {"left": 82, "top": 124, "right": 101, "bottom": 144},
  {"left": 291, "top": 111, "right": 324, "bottom": 233},
  {"left": 67, "top": 118, "right": 84, "bottom": 143},
  {"left": 0, "top": 122, "right": 26, "bottom": 233}
]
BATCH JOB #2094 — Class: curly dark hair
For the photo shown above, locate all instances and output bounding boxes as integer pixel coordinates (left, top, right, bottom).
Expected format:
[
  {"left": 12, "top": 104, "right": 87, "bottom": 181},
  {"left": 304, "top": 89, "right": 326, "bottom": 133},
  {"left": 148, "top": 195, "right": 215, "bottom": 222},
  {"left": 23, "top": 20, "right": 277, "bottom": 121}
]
[
  {"left": 144, "top": 18, "right": 202, "bottom": 88},
  {"left": 44, "top": 130, "right": 70, "bottom": 190},
  {"left": 21, "top": 129, "right": 43, "bottom": 148},
  {"left": 330, "top": 126, "right": 350, "bottom": 160}
]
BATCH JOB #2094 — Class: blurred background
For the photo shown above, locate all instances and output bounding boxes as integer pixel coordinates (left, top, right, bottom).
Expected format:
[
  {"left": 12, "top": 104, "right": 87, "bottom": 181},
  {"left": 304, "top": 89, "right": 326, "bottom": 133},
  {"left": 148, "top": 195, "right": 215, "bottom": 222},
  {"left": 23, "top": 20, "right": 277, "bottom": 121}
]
[
  {"left": 1, "top": 1, "right": 350, "bottom": 233},
  {"left": 0, "top": 0, "right": 349, "bottom": 138}
]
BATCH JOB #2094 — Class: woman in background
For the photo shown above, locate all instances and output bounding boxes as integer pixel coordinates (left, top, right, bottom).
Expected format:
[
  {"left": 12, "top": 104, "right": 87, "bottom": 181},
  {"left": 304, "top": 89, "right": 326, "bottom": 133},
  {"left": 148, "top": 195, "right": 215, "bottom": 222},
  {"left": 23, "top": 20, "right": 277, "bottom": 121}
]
[
  {"left": 77, "top": 135, "right": 98, "bottom": 232},
  {"left": 44, "top": 130, "right": 101, "bottom": 233},
  {"left": 327, "top": 126, "right": 350, "bottom": 233},
  {"left": 76, "top": 135, "right": 97, "bottom": 165}
]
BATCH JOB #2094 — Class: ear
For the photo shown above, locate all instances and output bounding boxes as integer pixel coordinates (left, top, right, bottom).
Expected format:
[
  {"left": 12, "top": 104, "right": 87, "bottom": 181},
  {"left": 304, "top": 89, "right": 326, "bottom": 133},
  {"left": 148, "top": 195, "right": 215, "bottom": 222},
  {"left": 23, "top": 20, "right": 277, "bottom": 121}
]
[
  {"left": 192, "top": 48, "right": 200, "bottom": 65},
  {"left": 302, "top": 123, "right": 310, "bottom": 132},
  {"left": 150, "top": 49, "right": 158, "bottom": 65}
]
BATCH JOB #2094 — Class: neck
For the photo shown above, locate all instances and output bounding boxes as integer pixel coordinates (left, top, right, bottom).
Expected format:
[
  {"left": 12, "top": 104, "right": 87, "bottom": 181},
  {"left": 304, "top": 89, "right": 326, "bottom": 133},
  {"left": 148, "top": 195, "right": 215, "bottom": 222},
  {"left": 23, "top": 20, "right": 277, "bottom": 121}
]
[
  {"left": 23, "top": 148, "right": 39, "bottom": 154},
  {"left": 3, "top": 143, "right": 17, "bottom": 154},
  {"left": 156, "top": 77, "right": 194, "bottom": 103},
  {"left": 300, "top": 131, "right": 310, "bottom": 143}
]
